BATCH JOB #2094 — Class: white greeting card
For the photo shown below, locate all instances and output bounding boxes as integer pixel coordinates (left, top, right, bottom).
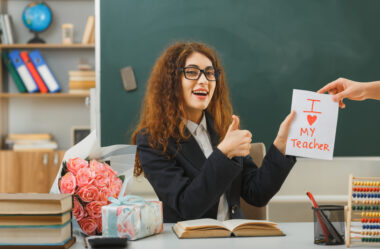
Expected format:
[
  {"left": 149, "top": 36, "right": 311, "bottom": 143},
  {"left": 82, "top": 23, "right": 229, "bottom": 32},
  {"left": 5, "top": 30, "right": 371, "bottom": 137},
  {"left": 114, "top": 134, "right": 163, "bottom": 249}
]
[{"left": 285, "top": 89, "right": 339, "bottom": 160}]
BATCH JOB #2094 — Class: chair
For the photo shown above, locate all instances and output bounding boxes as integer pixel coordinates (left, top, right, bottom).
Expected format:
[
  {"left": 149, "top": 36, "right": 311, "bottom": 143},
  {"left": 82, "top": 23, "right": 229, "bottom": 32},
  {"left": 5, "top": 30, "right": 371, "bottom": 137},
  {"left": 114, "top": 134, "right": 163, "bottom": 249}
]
[{"left": 239, "top": 143, "right": 268, "bottom": 220}]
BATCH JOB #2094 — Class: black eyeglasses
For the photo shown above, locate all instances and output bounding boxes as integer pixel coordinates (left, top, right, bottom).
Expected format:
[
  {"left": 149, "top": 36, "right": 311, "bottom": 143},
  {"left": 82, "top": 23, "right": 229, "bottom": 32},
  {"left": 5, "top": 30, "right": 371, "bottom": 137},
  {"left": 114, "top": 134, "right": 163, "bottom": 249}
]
[{"left": 180, "top": 66, "right": 220, "bottom": 81}]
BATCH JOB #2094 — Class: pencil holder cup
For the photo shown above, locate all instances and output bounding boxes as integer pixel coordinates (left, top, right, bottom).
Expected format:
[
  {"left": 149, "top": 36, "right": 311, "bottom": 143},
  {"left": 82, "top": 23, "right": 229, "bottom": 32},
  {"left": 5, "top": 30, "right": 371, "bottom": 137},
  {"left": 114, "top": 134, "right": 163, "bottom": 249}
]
[{"left": 312, "top": 205, "right": 345, "bottom": 245}]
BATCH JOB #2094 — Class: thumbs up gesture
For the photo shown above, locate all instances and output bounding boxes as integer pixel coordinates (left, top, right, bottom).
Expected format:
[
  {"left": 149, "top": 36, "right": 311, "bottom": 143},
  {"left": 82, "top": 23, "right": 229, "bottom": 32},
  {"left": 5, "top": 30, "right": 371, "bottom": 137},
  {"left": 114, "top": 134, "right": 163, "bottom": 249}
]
[{"left": 217, "top": 115, "right": 252, "bottom": 159}]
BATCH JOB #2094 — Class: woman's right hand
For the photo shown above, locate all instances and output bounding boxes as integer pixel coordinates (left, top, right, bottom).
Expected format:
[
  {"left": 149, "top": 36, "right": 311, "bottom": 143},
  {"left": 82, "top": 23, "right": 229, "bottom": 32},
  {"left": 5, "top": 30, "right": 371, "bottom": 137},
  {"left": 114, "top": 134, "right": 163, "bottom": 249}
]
[{"left": 217, "top": 115, "right": 252, "bottom": 159}]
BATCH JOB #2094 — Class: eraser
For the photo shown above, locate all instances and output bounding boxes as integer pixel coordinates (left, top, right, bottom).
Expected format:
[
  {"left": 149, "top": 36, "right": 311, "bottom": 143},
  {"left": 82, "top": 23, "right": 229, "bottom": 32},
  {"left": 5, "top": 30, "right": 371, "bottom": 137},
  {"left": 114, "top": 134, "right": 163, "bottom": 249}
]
[{"left": 120, "top": 66, "right": 137, "bottom": 91}]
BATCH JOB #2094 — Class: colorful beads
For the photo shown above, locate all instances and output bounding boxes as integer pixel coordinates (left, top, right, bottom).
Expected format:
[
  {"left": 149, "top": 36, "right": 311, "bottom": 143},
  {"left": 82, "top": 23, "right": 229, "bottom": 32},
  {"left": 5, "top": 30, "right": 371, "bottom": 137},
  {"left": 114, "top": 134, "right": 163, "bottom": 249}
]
[
  {"left": 353, "top": 205, "right": 380, "bottom": 211},
  {"left": 361, "top": 212, "right": 380, "bottom": 217},
  {"left": 354, "top": 181, "right": 380, "bottom": 187},
  {"left": 352, "top": 193, "right": 380, "bottom": 198},
  {"left": 361, "top": 218, "right": 380, "bottom": 223},
  {"left": 361, "top": 231, "right": 380, "bottom": 236},
  {"left": 361, "top": 237, "right": 380, "bottom": 242},
  {"left": 353, "top": 187, "right": 380, "bottom": 192},
  {"left": 362, "top": 224, "right": 380, "bottom": 229}
]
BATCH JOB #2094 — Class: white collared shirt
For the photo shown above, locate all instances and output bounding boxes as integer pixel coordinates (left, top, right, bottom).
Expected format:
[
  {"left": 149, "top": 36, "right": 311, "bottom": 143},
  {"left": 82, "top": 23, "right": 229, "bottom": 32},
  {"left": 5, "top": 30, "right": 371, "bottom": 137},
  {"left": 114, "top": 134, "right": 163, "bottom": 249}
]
[{"left": 186, "top": 114, "right": 229, "bottom": 221}]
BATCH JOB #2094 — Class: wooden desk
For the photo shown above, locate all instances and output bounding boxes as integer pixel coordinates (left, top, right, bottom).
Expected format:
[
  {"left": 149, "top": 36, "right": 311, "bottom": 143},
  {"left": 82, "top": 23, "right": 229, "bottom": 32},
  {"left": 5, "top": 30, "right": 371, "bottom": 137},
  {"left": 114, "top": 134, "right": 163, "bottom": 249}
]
[{"left": 70, "top": 222, "right": 369, "bottom": 249}]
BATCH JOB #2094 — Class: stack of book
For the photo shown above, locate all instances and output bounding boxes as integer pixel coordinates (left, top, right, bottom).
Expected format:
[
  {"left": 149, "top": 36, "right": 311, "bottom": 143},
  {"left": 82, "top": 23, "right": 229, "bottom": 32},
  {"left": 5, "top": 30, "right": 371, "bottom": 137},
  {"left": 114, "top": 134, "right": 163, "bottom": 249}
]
[
  {"left": 2, "top": 49, "right": 61, "bottom": 93},
  {"left": 5, "top": 133, "right": 58, "bottom": 151},
  {"left": 68, "top": 70, "right": 95, "bottom": 94},
  {"left": 0, "top": 193, "right": 75, "bottom": 248}
]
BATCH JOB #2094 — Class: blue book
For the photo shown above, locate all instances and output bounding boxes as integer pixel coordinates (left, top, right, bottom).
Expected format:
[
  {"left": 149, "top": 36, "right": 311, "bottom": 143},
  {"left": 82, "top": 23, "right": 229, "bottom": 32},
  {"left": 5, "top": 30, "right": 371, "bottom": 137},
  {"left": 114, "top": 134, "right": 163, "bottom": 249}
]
[
  {"left": 29, "top": 50, "right": 61, "bottom": 93},
  {"left": 8, "top": 50, "right": 39, "bottom": 93}
]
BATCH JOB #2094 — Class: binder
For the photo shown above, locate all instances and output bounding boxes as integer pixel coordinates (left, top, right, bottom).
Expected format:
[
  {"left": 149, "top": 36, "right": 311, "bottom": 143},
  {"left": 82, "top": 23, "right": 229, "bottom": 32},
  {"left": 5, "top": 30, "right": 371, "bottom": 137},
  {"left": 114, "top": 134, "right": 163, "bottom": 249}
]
[
  {"left": 29, "top": 50, "right": 61, "bottom": 93},
  {"left": 2, "top": 52, "right": 27, "bottom": 93},
  {"left": 20, "top": 51, "right": 48, "bottom": 93},
  {"left": 8, "top": 50, "right": 38, "bottom": 93}
]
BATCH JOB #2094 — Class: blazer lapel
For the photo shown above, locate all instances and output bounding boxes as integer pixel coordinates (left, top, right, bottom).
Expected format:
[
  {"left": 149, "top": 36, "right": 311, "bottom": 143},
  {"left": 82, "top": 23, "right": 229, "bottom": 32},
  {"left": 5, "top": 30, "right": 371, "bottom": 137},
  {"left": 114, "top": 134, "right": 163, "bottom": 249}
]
[
  {"left": 178, "top": 112, "right": 221, "bottom": 170},
  {"left": 205, "top": 112, "right": 220, "bottom": 147},
  {"left": 179, "top": 130, "right": 206, "bottom": 170}
]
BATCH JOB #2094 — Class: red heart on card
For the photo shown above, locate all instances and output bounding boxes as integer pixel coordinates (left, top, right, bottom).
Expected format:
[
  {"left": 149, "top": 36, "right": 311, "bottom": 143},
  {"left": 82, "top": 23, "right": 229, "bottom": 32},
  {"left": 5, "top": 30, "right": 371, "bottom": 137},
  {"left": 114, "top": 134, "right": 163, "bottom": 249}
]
[{"left": 307, "top": 115, "right": 317, "bottom": 126}]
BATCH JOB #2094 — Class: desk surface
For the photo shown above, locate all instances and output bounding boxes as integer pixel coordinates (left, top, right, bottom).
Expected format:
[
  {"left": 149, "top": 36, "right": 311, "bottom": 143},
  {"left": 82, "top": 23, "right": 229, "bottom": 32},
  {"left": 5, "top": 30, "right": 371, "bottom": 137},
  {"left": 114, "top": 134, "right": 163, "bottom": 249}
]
[{"left": 72, "top": 222, "right": 367, "bottom": 249}]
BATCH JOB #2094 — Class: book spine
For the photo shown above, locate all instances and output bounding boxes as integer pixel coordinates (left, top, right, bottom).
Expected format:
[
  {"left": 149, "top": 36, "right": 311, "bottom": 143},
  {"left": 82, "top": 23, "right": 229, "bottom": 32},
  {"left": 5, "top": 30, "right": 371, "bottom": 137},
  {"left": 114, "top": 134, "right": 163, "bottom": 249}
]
[
  {"left": 2, "top": 52, "right": 27, "bottom": 93},
  {"left": 8, "top": 50, "right": 39, "bottom": 93},
  {"left": 4, "top": 14, "right": 13, "bottom": 44},
  {"left": 20, "top": 51, "right": 48, "bottom": 93},
  {"left": 0, "top": 14, "right": 9, "bottom": 44},
  {"left": 81, "top": 16, "right": 95, "bottom": 44},
  {"left": 29, "top": 50, "right": 61, "bottom": 93}
]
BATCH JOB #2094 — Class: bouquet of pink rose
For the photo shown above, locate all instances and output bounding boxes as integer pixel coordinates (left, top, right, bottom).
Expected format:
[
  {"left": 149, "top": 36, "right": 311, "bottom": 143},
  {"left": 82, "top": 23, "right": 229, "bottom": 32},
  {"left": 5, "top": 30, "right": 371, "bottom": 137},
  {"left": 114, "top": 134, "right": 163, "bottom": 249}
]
[{"left": 59, "top": 157, "right": 124, "bottom": 235}]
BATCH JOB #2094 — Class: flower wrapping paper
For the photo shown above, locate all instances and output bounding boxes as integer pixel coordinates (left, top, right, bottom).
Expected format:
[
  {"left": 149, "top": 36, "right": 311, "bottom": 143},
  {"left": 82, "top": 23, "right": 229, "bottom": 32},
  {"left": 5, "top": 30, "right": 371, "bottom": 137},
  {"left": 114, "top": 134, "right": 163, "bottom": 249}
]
[{"left": 102, "top": 200, "right": 163, "bottom": 240}]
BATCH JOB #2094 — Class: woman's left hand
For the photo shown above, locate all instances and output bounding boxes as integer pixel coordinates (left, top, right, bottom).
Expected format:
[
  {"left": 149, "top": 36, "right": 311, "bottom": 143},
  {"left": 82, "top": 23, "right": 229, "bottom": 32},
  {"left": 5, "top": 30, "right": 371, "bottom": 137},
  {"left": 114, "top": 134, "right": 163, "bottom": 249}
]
[{"left": 273, "top": 111, "right": 296, "bottom": 155}]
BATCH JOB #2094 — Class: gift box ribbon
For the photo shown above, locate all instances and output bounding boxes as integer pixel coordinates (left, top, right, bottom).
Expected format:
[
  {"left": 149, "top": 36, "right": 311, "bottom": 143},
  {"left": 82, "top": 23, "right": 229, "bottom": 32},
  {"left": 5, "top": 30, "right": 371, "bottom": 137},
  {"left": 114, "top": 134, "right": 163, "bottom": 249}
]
[{"left": 108, "top": 195, "right": 146, "bottom": 207}]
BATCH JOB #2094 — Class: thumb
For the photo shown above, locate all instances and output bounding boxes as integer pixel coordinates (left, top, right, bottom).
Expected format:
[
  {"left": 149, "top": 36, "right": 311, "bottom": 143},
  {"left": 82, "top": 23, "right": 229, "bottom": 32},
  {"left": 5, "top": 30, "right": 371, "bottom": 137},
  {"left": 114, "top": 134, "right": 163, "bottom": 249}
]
[
  {"left": 231, "top": 115, "right": 240, "bottom": 130},
  {"left": 227, "top": 115, "right": 240, "bottom": 133},
  {"left": 280, "top": 110, "right": 296, "bottom": 133}
]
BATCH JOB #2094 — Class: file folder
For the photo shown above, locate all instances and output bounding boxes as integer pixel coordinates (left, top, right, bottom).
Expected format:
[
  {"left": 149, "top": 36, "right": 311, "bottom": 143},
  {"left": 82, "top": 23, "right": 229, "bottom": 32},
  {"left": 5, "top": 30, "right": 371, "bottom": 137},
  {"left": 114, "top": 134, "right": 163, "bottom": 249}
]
[
  {"left": 29, "top": 50, "right": 61, "bottom": 93},
  {"left": 9, "top": 50, "right": 38, "bottom": 93}
]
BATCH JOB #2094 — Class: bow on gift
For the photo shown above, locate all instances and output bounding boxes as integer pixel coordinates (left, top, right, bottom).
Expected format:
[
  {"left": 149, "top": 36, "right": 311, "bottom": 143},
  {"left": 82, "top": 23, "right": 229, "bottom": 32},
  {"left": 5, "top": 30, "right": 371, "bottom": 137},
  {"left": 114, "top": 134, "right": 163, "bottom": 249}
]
[{"left": 108, "top": 195, "right": 146, "bottom": 207}]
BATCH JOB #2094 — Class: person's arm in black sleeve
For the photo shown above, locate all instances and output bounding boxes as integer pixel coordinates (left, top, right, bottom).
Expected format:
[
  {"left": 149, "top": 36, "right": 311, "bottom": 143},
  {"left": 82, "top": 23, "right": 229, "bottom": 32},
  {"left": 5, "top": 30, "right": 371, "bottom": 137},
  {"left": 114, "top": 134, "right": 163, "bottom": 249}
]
[
  {"left": 240, "top": 143, "right": 296, "bottom": 207},
  {"left": 137, "top": 132, "right": 241, "bottom": 220}
]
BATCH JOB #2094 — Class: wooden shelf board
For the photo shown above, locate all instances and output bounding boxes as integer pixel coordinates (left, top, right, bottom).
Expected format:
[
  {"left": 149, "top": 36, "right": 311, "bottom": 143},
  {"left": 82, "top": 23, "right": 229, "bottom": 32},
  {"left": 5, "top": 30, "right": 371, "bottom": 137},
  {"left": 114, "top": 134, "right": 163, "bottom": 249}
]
[
  {"left": 0, "top": 44, "right": 94, "bottom": 49},
  {"left": 0, "top": 93, "right": 89, "bottom": 98}
]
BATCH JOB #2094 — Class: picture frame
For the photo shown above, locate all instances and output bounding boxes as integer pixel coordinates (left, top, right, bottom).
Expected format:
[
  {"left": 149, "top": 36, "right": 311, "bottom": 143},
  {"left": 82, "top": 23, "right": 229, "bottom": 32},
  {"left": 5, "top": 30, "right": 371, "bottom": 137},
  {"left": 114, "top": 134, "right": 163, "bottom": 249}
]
[{"left": 71, "top": 126, "right": 91, "bottom": 146}]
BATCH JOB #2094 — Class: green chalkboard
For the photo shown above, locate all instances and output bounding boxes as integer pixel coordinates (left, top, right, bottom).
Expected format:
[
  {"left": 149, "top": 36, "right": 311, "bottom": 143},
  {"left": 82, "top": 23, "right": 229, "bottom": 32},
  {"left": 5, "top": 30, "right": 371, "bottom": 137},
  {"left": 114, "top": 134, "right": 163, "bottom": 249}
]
[{"left": 101, "top": 0, "right": 380, "bottom": 156}]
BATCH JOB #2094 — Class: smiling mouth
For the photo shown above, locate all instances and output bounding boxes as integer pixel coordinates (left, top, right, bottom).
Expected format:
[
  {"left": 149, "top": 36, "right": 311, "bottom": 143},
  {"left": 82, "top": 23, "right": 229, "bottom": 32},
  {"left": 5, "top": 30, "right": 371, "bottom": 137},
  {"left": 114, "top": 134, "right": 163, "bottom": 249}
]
[{"left": 192, "top": 90, "right": 208, "bottom": 96}]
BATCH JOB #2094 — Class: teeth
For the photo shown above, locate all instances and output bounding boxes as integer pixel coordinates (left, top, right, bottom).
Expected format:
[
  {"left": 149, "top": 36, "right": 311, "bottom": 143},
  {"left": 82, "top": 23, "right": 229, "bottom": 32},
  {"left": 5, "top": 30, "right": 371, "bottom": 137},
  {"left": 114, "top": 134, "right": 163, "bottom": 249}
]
[{"left": 192, "top": 91, "right": 208, "bottom": 94}]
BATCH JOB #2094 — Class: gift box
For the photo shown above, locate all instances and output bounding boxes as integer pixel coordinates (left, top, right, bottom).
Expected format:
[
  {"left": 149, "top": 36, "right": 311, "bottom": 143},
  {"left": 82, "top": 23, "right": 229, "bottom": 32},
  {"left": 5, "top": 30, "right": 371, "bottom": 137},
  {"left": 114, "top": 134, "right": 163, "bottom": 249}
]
[{"left": 102, "top": 195, "right": 163, "bottom": 240}]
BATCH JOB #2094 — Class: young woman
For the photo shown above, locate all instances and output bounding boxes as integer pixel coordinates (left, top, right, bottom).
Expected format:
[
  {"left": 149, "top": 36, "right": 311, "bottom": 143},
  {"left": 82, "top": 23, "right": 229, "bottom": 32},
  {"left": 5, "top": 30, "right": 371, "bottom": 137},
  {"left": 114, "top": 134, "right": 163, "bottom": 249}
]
[{"left": 132, "top": 42, "right": 296, "bottom": 223}]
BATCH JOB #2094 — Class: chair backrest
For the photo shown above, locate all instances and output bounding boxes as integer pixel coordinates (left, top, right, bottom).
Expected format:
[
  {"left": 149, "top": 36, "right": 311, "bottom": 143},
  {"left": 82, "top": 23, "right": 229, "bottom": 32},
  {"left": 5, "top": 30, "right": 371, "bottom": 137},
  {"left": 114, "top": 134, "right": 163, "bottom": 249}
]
[{"left": 239, "top": 142, "right": 268, "bottom": 220}]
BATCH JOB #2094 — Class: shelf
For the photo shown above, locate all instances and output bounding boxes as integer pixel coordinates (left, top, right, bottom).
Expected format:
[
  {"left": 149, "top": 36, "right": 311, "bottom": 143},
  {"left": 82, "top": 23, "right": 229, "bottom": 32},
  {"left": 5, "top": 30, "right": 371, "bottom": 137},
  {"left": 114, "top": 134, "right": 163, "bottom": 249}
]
[
  {"left": 0, "top": 44, "right": 95, "bottom": 49},
  {"left": 0, "top": 93, "right": 90, "bottom": 98}
]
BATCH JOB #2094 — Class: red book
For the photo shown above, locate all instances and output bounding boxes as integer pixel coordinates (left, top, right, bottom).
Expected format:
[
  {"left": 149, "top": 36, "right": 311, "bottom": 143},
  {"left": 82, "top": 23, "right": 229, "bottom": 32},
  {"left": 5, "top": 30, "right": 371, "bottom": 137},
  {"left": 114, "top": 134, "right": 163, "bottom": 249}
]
[{"left": 20, "top": 51, "right": 48, "bottom": 93}]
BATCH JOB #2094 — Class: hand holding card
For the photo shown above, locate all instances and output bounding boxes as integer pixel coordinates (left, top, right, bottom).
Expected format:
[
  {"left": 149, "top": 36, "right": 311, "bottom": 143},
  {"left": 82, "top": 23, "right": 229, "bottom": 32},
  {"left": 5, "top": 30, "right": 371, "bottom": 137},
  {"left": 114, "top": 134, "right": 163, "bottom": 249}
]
[{"left": 285, "top": 89, "right": 339, "bottom": 160}]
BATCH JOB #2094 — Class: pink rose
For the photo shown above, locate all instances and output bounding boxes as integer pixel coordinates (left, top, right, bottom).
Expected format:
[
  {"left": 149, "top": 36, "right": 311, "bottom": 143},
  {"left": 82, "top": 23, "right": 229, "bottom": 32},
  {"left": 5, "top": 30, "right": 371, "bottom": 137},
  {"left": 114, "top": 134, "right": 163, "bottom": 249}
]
[
  {"left": 77, "top": 185, "right": 99, "bottom": 203},
  {"left": 85, "top": 201, "right": 105, "bottom": 219},
  {"left": 67, "top": 158, "right": 88, "bottom": 175},
  {"left": 76, "top": 167, "right": 94, "bottom": 188},
  {"left": 104, "top": 163, "right": 117, "bottom": 177},
  {"left": 89, "top": 160, "right": 108, "bottom": 178},
  {"left": 78, "top": 217, "right": 97, "bottom": 235},
  {"left": 98, "top": 187, "right": 112, "bottom": 203},
  {"left": 109, "top": 177, "right": 122, "bottom": 198},
  {"left": 59, "top": 172, "right": 76, "bottom": 194},
  {"left": 73, "top": 197, "right": 86, "bottom": 221},
  {"left": 94, "top": 174, "right": 111, "bottom": 188}
]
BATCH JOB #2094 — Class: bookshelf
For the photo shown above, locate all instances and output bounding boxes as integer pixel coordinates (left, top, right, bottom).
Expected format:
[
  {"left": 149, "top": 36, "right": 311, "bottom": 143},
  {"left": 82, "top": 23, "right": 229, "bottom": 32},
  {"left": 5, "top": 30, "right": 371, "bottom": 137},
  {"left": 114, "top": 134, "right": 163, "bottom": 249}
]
[
  {"left": 0, "top": 43, "right": 95, "bottom": 150},
  {"left": 0, "top": 0, "right": 95, "bottom": 193},
  {"left": 0, "top": 0, "right": 95, "bottom": 150}
]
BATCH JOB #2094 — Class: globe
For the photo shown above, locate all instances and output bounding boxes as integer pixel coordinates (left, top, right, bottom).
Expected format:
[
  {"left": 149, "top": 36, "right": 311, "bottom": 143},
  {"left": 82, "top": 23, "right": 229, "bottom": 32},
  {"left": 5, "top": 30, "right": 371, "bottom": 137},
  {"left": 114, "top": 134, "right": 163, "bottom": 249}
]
[{"left": 22, "top": 2, "right": 53, "bottom": 43}]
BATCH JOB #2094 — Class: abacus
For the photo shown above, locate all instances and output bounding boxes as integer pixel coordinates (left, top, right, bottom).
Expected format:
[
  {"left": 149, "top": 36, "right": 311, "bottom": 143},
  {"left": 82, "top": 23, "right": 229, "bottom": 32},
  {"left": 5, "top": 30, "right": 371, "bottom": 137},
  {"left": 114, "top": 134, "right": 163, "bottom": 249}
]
[{"left": 346, "top": 175, "right": 380, "bottom": 247}]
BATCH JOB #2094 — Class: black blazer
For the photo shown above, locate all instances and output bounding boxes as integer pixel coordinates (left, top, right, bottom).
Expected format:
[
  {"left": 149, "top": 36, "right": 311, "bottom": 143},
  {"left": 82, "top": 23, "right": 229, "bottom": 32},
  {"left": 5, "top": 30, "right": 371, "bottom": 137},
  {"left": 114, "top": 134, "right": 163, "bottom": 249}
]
[{"left": 136, "top": 113, "right": 296, "bottom": 223}]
